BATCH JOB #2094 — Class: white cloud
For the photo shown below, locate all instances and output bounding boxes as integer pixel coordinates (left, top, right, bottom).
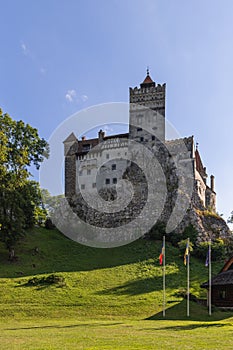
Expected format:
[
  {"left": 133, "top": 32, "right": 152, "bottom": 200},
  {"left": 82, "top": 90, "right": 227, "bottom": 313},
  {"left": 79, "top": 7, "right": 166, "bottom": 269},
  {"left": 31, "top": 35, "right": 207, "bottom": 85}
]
[
  {"left": 81, "top": 94, "right": 88, "bottom": 102},
  {"left": 20, "top": 41, "right": 29, "bottom": 56},
  {"left": 65, "top": 89, "right": 76, "bottom": 102},
  {"left": 102, "top": 125, "right": 114, "bottom": 133}
]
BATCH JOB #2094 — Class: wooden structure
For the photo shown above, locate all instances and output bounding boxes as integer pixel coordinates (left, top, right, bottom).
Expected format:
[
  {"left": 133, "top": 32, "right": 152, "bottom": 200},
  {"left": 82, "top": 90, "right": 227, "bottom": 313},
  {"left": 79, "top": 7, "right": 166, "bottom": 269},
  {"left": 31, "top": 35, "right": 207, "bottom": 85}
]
[{"left": 201, "top": 256, "right": 233, "bottom": 307}]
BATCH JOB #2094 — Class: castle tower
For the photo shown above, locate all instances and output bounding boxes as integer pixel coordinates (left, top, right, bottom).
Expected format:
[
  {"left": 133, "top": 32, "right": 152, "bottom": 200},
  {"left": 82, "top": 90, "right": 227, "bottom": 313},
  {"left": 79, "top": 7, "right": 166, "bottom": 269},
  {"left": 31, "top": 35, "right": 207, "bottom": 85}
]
[
  {"left": 63, "top": 132, "right": 78, "bottom": 197},
  {"left": 129, "top": 69, "right": 166, "bottom": 142}
]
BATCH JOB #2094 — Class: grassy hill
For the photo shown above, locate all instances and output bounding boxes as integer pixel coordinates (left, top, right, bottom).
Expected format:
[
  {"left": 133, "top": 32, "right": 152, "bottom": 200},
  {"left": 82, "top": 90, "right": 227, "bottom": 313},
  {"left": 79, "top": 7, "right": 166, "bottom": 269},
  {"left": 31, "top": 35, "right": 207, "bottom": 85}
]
[
  {"left": 1, "top": 227, "right": 233, "bottom": 349},
  {"left": 0, "top": 227, "right": 228, "bottom": 321}
]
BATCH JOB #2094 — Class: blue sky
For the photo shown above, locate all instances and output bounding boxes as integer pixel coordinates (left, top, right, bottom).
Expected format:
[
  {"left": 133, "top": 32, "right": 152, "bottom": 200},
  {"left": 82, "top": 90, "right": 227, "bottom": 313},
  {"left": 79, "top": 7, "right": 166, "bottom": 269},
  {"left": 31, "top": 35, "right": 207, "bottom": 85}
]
[{"left": 0, "top": 0, "right": 233, "bottom": 220}]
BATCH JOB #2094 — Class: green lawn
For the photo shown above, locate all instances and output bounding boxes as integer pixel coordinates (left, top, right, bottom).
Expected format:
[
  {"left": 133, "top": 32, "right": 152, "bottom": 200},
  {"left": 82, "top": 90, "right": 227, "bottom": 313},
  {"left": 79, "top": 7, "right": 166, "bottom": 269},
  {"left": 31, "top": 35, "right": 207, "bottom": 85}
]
[
  {"left": 0, "top": 227, "right": 232, "bottom": 349},
  {"left": 1, "top": 317, "right": 233, "bottom": 350}
]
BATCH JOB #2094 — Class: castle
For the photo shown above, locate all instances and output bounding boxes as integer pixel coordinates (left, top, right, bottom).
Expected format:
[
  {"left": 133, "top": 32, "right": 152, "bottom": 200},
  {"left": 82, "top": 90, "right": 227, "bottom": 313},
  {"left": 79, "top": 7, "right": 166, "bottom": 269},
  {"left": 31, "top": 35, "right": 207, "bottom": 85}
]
[
  {"left": 64, "top": 70, "right": 216, "bottom": 211},
  {"left": 61, "top": 71, "right": 230, "bottom": 245}
]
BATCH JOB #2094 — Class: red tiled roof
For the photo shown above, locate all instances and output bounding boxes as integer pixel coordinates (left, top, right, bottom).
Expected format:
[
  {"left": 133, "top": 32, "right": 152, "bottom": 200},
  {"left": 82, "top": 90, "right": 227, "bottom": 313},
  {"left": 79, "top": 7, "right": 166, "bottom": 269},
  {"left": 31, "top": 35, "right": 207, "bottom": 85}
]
[
  {"left": 195, "top": 149, "right": 206, "bottom": 179},
  {"left": 142, "top": 74, "right": 154, "bottom": 84}
]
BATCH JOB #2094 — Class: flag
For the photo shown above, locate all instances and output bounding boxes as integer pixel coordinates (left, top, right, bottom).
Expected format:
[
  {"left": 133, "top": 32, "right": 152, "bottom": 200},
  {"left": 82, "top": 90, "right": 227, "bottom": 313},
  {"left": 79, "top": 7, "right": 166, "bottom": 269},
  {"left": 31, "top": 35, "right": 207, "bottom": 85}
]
[
  {"left": 205, "top": 243, "right": 210, "bottom": 267},
  {"left": 159, "top": 244, "right": 165, "bottom": 265},
  {"left": 184, "top": 242, "right": 189, "bottom": 266},
  {"left": 205, "top": 248, "right": 209, "bottom": 267}
]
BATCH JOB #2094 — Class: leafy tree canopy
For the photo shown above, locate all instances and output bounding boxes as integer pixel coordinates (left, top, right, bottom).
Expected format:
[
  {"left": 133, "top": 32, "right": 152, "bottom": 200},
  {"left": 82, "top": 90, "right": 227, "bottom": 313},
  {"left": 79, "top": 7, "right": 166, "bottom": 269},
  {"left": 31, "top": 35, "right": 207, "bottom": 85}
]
[{"left": 0, "top": 109, "right": 49, "bottom": 251}]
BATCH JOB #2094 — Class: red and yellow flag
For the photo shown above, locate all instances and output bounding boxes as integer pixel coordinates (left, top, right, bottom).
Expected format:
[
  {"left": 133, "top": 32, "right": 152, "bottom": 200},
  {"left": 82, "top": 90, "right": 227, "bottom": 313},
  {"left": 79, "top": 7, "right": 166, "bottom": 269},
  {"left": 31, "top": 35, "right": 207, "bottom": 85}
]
[{"left": 159, "top": 245, "right": 165, "bottom": 265}]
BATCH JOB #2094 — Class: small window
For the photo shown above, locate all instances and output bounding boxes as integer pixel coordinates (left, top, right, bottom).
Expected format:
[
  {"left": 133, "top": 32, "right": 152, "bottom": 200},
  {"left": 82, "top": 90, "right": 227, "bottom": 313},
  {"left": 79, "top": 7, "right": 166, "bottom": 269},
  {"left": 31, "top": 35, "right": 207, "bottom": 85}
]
[
  {"left": 219, "top": 290, "right": 226, "bottom": 299},
  {"left": 92, "top": 183, "right": 96, "bottom": 188},
  {"left": 105, "top": 178, "right": 110, "bottom": 185},
  {"left": 79, "top": 170, "right": 83, "bottom": 176},
  {"left": 81, "top": 184, "right": 85, "bottom": 190},
  {"left": 87, "top": 169, "right": 91, "bottom": 175},
  {"left": 82, "top": 144, "right": 91, "bottom": 151},
  {"left": 137, "top": 128, "right": 142, "bottom": 131},
  {"left": 140, "top": 137, "right": 144, "bottom": 142},
  {"left": 152, "top": 135, "right": 155, "bottom": 141},
  {"left": 112, "top": 164, "right": 116, "bottom": 170},
  {"left": 113, "top": 178, "right": 117, "bottom": 184},
  {"left": 106, "top": 154, "right": 110, "bottom": 159}
]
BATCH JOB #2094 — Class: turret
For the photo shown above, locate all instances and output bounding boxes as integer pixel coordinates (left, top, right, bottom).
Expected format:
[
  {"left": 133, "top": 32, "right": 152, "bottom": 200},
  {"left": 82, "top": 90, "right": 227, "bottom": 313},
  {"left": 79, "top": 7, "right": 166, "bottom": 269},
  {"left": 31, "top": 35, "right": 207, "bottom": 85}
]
[{"left": 129, "top": 68, "right": 166, "bottom": 142}]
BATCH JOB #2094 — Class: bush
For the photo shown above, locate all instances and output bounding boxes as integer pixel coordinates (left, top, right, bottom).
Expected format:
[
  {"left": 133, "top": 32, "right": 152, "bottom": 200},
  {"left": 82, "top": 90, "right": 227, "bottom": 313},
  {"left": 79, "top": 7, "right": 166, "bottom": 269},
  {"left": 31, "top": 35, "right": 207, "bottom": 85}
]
[
  {"left": 168, "top": 224, "right": 198, "bottom": 246},
  {"left": 45, "top": 218, "right": 55, "bottom": 229},
  {"left": 194, "top": 241, "right": 209, "bottom": 259},
  {"left": 26, "top": 274, "right": 66, "bottom": 287},
  {"left": 178, "top": 239, "right": 194, "bottom": 253},
  {"left": 194, "top": 239, "right": 226, "bottom": 261},
  {"left": 148, "top": 221, "right": 166, "bottom": 240}
]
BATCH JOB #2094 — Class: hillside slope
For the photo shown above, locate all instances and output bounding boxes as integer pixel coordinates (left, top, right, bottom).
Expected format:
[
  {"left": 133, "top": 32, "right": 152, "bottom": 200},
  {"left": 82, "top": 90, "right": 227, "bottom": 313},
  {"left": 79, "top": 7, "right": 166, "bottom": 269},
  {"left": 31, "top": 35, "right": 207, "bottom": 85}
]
[{"left": 0, "top": 228, "right": 227, "bottom": 320}]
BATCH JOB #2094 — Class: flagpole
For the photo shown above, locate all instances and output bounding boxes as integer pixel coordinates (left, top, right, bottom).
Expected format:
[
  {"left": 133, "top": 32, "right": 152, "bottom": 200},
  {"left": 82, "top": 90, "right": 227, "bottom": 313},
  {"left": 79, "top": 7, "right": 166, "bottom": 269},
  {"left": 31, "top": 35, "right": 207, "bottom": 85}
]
[
  {"left": 163, "top": 235, "right": 166, "bottom": 317},
  {"left": 209, "top": 239, "right": 212, "bottom": 316},
  {"left": 187, "top": 237, "right": 190, "bottom": 317}
]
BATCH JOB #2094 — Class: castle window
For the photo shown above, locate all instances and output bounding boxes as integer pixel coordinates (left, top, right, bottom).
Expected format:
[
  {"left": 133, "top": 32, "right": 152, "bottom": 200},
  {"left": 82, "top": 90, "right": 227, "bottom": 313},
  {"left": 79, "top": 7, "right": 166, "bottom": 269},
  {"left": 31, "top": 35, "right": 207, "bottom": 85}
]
[
  {"left": 79, "top": 170, "right": 83, "bottom": 176},
  {"left": 92, "top": 183, "right": 96, "bottom": 188},
  {"left": 87, "top": 169, "right": 91, "bottom": 175},
  {"left": 113, "top": 178, "right": 117, "bottom": 184},
  {"left": 137, "top": 128, "right": 142, "bottom": 131},
  {"left": 105, "top": 178, "right": 110, "bottom": 185},
  {"left": 152, "top": 135, "right": 155, "bottom": 141},
  {"left": 112, "top": 164, "right": 116, "bottom": 170},
  {"left": 140, "top": 137, "right": 144, "bottom": 142},
  {"left": 137, "top": 114, "right": 143, "bottom": 124},
  {"left": 81, "top": 184, "right": 85, "bottom": 190},
  {"left": 82, "top": 144, "right": 91, "bottom": 151},
  {"left": 106, "top": 154, "right": 110, "bottom": 159}
]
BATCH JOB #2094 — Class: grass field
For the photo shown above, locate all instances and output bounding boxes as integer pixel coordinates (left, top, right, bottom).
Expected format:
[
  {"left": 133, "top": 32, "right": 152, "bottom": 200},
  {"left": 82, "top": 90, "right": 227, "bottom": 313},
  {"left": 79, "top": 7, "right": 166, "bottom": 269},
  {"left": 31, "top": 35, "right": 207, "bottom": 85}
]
[{"left": 0, "top": 227, "right": 232, "bottom": 349}]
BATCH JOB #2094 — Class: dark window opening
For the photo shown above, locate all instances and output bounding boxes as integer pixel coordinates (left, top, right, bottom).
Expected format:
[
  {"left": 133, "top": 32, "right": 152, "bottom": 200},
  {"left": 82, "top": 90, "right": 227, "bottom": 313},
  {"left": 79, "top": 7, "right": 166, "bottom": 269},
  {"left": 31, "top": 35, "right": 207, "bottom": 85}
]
[
  {"left": 112, "top": 164, "right": 116, "bottom": 170},
  {"left": 219, "top": 290, "right": 226, "bottom": 299},
  {"left": 137, "top": 128, "right": 142, "bottom": 131},
  {"left": 113, "top": 178, "right": 117, "bottom": 184},
  {"left": 140, "top": 137, "right": 144, "bottom": 142},
  {"left": 152, "top": 135, "right": 155, "bottom": 141},
  {"left": 82, "top": 144, "right": 91, "bottom": 151},
  {"left": 105, "top": 178, "right": 110, "bottom": 185}
]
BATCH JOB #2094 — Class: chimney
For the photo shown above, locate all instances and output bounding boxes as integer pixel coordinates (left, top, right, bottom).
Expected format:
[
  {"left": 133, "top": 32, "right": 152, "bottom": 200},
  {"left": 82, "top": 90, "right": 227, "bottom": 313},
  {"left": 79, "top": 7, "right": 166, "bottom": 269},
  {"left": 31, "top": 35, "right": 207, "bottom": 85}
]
[
  {"left": 98, "top": 129, "right": 105, "bottom": 141},
  {"left": 81, "top": 136, "right": 86, "bottom": 141},
  {"left": 210, "top": 175, "right": 215, "bottom": 192}
]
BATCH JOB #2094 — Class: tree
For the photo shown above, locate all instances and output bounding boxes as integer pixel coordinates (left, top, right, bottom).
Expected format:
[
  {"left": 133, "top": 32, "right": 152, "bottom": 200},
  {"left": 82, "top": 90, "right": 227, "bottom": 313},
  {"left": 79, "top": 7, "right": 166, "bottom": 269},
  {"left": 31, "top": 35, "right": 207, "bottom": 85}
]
[
  {"left": 40, "top": 189, "right": 64, "bottom": 216},
  {"left": 0, "top": 109, "right": 49, "bottom": 254},
  {"left": 228, "top": 211, "right": 233, "bottom": 224}
]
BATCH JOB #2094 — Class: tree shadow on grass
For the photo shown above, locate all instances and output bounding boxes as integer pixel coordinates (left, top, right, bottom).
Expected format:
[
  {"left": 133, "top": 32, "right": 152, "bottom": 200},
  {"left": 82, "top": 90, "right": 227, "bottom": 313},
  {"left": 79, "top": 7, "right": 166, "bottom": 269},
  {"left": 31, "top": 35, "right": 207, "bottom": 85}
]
[
  {"left": 146, "top": 299, "right": 233, "bottom": 322},
  {"left": 143, "top": 322, "right": 232, "bottom": 332},
  {"left": 0, "top": 236, "right": 170, "bottom": 278},
  {"left": 5, "top": 322, "right": 123, "bottom": 331},
  {"left": 96, "top": 272, "right": 179, "bottom": 296}
]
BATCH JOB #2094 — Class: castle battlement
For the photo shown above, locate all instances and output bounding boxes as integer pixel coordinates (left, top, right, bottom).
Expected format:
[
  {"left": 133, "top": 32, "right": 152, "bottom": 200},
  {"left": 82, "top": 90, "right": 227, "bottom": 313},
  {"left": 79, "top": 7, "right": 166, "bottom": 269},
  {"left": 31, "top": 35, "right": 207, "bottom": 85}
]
[{"left": 129, "top": 83, "right": 165, "bottom": 95}]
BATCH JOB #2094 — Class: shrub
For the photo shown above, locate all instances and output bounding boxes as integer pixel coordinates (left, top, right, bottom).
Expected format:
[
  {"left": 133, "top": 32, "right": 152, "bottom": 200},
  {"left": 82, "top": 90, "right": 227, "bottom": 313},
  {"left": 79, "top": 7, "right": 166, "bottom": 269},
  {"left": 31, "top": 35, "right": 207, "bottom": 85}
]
[
  {"left": 178, "top": 239, "right": 194, "bottom": 253},
  {"left": 148, "top": 221, "right": 166, "bottom": 240},
  {"left": 168, "top": 224, "right": 198, "bottom": 246},
  {"left": 45, "top": 218, "right": 55, "bottom": 229},
  {"left": 26, "top": 274, "right": 66, "bottom": 287},
  {"left": 194, "top": 239, "right": 226, "bottom": 261}
]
